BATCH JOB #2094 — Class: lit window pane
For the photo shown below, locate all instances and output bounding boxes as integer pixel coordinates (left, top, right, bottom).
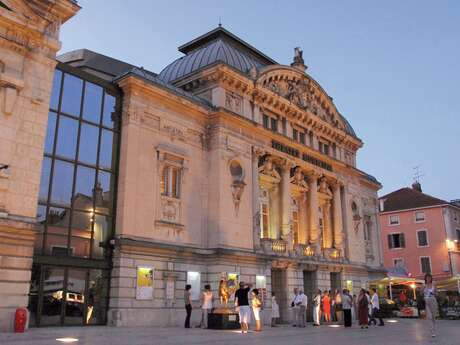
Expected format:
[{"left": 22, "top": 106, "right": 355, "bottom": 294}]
[
  {"left": 61, "top": 73, "right": 83, "bottom": 116},
  {"left": 70, "top": 210, "right": 92, "bottom": 258},
  {"left": 102, "top": 93, "right": 116, "bottom": 129},
  {"left": 78, "top": 123, "right": 99, "bottom": 165},
  {"left": 44, "top": 112, "right": 57, "bottom": 154},
  {"left": 92, "top": 215, "right": 111, "bottom": 259},
  {"left": 50, "top": 160, "right": 74, "bottom": 206},
  {"left": 99, "top": 130, "right": 115, "bottom": 170},
  {"left": 39, "top": 157, "right": 51, "bottom": 203},
  {"left": 56, "top": 116, "right": 78, "bottom": 159},
  {"left": 50, "top": 70, "right": 62, "bottom": 111},
  {"left": 74, "top": 166, "right": 96, "bottom": 209},
  {"left": 97, "top": 171, "right": 113, "bottom": 215},
  {"left": 82, "top": 82, "right": 103, "bottom": 124}
]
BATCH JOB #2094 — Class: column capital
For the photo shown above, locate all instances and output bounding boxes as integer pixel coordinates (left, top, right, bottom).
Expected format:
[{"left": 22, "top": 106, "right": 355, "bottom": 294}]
[
  {"left": 252, "top": 145, "right": 265, "bottom": 160},
  {"left": 280, "top": 158, "right": 295, "bottom": 172},
  {"left": 330, "top": 178, "right": 344, "bottom": 190},
  {"left": 307, "top": 170, "right": 322, "bottom": 181}
]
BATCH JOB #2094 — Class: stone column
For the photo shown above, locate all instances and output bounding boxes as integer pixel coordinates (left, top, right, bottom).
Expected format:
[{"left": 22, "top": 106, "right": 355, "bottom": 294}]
[
  {"left": 280, "top": 160, "right": 293, "bottom": 246},
  {"left": 252, "top": 147, "right": 263, "bottom": 249},
  {"left": 308, "top": 172, "right": 320, "bottom": 246},
  {"left": 332, "top": 182, "right": 343, "bottom": 250},
  {"left": 322, "top": 201, "right": 333, "bottom": 248}
]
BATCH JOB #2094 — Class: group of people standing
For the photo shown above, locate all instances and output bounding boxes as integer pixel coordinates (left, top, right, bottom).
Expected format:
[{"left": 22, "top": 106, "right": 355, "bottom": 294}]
[
  {"left": 184, "top": 273, "right": 438, "bottom": 337},
  {"left": 291, "top": 288, "right": 383, "bottom": 328}
]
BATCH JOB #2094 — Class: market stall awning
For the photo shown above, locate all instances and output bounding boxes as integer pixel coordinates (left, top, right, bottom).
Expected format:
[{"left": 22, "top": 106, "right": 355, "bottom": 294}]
[{"left": 436, "top": 276, "right": 460, "bottom": 292}]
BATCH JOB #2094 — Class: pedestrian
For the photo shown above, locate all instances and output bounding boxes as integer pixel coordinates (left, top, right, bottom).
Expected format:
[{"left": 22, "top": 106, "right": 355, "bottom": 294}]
[
  {"left": 370, "top": 288, "right": 384, "bottom": 326},
  {"left": 251, "top": 289, "right": 263, "bottom": 332},
  {"left": 342, "top": 289, "right": 353, "bottom": 328},
  {"left": 184, "top": 284, "right": 192, "bottom": 328},
  {"left": 271, "top": 291, "right": 280, "bottom": 327},
  {"left": 235, "top": 281, "right": 252, "bottom": 334},
  {"left": 297, "top": 290, "right": 307, "bottom": 327},
  {"left": 358, "top": 289, "right": 369, "bottom": 329},
  {"left": 313, "top": 289, "right": 321, "bottom": 326},
  {"left": 352, "top": 294, "right": 357, "bottom": 321},
  {"left": 291, "top": 288, "right": 300, "bottom": 326},
  {"left": 331, "top": 290, "right": 337, "bottom": 322},
  {"left": 322, "top": 290, "right": 331, "bottom": 323},
  {"left": 200, "top": 284, "right": 213, "bottom": 328},
  {"left": 423, "top": 273, "right": 438, "bottom": 337},
  {"left": 334, "top": 289, "right": 343, "bottom": 322}
]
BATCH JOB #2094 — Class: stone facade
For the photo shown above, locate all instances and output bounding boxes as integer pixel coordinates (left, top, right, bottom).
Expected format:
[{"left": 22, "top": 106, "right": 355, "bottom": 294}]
[
  {"left": 107, "top": 28, "right": 384, "bottom": 327},
  {"left": 0, "top": 0, "right": 79, "bottom": 332}
]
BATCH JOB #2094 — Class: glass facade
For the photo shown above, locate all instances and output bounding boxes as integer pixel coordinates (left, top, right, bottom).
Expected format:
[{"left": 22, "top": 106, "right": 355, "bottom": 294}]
[{"left": 29, "top": 64, "right": 120, "bottom": 327}]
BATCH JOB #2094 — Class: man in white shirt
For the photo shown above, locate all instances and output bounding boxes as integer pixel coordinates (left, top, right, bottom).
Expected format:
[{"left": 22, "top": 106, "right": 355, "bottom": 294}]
[
  {"left": 297, "top": 290, "right": 308, "bottom": 327},
  {"left": 291, "top": 288, "right": 300, "bottom": 326},
  {"left": 370, "top": 288, "right": 384, "bottom": 326}
]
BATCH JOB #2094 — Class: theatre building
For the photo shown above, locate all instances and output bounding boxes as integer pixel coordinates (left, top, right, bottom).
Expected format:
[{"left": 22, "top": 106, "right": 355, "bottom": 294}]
[{"left": 0, "top": 1, "right": 384, "bottom": 330}]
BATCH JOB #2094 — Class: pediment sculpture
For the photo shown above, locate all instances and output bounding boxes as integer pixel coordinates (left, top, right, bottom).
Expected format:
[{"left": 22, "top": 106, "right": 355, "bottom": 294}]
[{"left": 263, "top": 74, "right": 344, "bottom": 131}]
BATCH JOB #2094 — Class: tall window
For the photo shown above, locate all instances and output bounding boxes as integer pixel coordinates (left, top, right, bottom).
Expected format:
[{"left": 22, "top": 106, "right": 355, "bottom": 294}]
[
  {"left": 388, "top": 233, "right": 405, "bottom": 249},
  {"left": 260, "top": 190, "right": 270, "bottom": 238},
  {"left": 417, "top": 230, "right": 428, "bottom": 247},
  {"left": 292, "top": 128, "right": 298, "bottom": 141},
  {"left": 420, "top": 256, "right": 432, "bottom": 274},
  {"left": 37, "top": 67, "right": 119, "bottom": 259},
  {"left": 161, "top": 166, "right": 181, "bottom": 198}
]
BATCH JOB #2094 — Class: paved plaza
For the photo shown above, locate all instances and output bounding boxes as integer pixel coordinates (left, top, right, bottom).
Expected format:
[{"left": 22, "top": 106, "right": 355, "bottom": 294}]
[{"left": 1, "top": 319, "right": 459, "bottom": 345}]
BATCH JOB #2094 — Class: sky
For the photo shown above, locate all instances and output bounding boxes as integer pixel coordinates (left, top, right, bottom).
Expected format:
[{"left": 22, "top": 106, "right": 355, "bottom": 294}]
[{"left": 60, "top": 0, "right": 460, "bottom": 201}]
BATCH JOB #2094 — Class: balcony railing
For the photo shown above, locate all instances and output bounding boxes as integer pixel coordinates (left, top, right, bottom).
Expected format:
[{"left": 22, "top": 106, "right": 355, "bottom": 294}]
[{"left": 260, "top": 238, "right": 287, "bottom": 255}]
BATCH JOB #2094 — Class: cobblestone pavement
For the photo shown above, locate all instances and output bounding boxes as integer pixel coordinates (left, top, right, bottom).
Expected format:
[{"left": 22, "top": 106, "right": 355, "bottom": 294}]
[{"left": 1, "top": 319, "right": 459, "bottom": 345}]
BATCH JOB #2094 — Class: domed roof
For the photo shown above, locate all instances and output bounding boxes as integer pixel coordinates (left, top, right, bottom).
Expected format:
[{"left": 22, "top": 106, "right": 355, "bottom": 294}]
[{"left": 158, "top": 27, "right": 276, "bottom": 83}]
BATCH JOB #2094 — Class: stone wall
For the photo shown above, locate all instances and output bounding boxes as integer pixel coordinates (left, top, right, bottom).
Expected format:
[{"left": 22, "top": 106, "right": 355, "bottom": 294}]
[{"left": 0, "top": 0, "right": 79, "bottom": 332}]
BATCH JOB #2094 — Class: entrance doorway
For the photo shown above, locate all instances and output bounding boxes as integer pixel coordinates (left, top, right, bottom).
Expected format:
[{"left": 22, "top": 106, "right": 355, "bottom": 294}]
[
  {"left": 271, "top": 269, "right": 288, "bottom": 322},
  {"left": 28, "top": 265, "right": 109, "bottom": 326},
  {"left": 303, "top": 270, "right": 317, "bottom": 322},
  {"left": 330, "top": 272, "right": 342, "bottom": 292}
]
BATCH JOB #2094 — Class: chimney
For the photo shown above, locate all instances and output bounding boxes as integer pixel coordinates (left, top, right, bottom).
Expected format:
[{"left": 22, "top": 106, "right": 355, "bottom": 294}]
[
  {"left": 412, "top": 181, "right": 422, "bottom": 192},
  {"left": 379, "top": 199, "right": 385, "bottom": 212}
]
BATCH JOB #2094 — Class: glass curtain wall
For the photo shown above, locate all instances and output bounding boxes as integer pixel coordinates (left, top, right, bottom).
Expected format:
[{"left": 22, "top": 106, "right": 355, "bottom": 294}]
[{"left": 29, "top": 64, "right": 120, "bottom": 327}]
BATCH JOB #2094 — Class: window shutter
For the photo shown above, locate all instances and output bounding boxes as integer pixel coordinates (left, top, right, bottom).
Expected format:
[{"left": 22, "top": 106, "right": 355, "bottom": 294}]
[
  {"left": 387, "top": 234, "right": 393, "bottom": 249},
  {"left": 400, "top": 233, "right": 405, "bottom": 248}
]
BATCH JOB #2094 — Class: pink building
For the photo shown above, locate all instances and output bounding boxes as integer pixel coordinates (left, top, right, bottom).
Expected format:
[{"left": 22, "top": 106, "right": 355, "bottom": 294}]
[{"left": 379, "top": 183, "right": 460, "bottom": 284}]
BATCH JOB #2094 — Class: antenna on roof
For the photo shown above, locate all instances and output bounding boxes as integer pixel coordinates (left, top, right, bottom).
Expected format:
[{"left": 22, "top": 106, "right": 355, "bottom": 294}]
[
  {"left": 218, "top": 16, "right": 222, "bottom": 27},
  {"left": 413, "top": 165, "right": 424, "bottom": 183},
  {"left": 412, "top": 166, "right": 424, "bottom": 192}
]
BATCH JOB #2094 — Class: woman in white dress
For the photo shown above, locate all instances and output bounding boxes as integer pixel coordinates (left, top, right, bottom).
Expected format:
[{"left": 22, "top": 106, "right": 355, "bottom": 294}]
[
  {"left": 271, "top": 292, "right": 280, "bottom": 327},
  {"left": 423, "top": 273, "right": 438, "bottom": 337}
]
